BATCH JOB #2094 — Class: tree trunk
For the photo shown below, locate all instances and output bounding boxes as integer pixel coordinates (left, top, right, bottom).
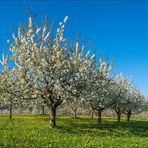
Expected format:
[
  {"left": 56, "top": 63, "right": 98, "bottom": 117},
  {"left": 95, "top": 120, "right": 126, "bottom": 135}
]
[
  {"left": 74, "top": 109, "right": 77, "bottom": 118},
  {"left": 49, "top": 106, "right": 57, "bottom": 128},
  {"left": 98, "top": 109, "right": 102, "bottom": 126},
  {"left": 42, "top": 106, "right": 45, "bottom": 115},
  {"left": 127, "top": 110, "right": 131, "bottom": 122},
  {"left": 91, "top": 109, "right": 95, "bottom": 119},
  {"left": 72, "top": 107, "right": 77, "bottom": 118},
  {"left": 117, "top": 113, "right": 121, "bottom": 123},
  {"left": 9, "top": 104, "right": 12, "bottom": 120}
]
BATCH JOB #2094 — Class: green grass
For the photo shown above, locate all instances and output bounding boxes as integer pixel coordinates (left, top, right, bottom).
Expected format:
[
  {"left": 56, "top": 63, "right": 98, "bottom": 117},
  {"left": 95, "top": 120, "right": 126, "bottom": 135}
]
[{"left": 0, "top": 114, "right": 148, "bottom": 148}]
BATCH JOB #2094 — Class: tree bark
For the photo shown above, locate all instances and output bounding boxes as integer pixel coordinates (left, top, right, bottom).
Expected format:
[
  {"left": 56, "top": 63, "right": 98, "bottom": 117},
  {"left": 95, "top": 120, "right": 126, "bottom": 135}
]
[
  {"left": 49, "top": 106, "right": 57, "bottom": 128},
  {"left": 127, "top": 110, "right": 131, "bottom": 122},
  {"left": 117, "top": 113, "right": 121, "bottom": 123},
  {"left": 42, "top": 106, "right": 45, "bottom": 115},
  {"left": 72, "top": 107, "right": 77, "bottom": 118},
  {"left": 98, "top": 109, "right": 102, "bottom": 126},
  {"left": 91, "top": 109, "right": 95, "bottom": 119},
  {"left": 9, "top": 104, "right": 12, "bottom": 120},
  {"left": 74, "top": 109, "right": 77, "bottom": 118}
]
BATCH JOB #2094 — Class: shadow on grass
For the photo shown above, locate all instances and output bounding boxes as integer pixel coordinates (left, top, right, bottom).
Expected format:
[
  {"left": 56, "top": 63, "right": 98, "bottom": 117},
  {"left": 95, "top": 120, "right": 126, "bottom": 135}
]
[
  {"left": 1, "top": 114, "right": 148, "bottom": 138},
  {"left": 56, "top": 117, "right": 148, "bottom": 137}
]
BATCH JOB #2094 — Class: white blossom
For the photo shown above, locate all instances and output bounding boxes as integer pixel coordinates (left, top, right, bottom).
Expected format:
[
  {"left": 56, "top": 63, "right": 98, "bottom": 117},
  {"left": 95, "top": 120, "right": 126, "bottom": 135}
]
[
  {"left": 36, "top": 28, "right": 41, "bottom": 34},
  {"left": 64, "top": 16, "right": 68, "bottom": 23},
  {"left": 28, "top": 17, "right": 32, "bottom": 28},
  {"left": 44, "top": 32, "right": 50, "bottom": 41}
]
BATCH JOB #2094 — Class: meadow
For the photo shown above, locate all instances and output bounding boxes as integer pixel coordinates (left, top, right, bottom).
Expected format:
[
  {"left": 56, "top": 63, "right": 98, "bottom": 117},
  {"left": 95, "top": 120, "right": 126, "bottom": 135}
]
[{"left": 0, "top": 114, "right": 148, "bottom": 148}]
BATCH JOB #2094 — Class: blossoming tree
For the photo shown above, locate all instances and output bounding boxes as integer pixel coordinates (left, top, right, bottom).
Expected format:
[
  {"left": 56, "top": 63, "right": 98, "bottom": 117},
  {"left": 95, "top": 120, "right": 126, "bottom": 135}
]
[
  {"left": 124, "top": 89, "right": 145, "bottom": 121},
  {"left": 85, "top": 58, "right": 113, "bottom": 126},
  {"left": 0, "top": 54, "right": 33, "bottom": 119},
  {"left": 7, "top": 16, "right": 95, "bottom": 128},
  {"left": 109, "top": 74, "right": 132, "bottom": 122}
]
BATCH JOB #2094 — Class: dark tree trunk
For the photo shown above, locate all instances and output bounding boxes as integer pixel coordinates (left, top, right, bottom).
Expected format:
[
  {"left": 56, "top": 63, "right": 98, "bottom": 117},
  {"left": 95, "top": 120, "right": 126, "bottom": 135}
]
[
  {"left": 98, "top": 109, "right": 102, "bottom": 126},
  {"left": 9, "top": 104, "right": 12, "bottom": 120},
  {"left": 46, "top": 96, "right": 62, "bottom": 128},
  {"left": 117, "top": 113, "right": 121, "bottom": 123},
  {"left": 115, "top": 109, "right": 122, "bottom": 123},
  {"left": 42, "top": 106, "right": 45, "bottom": 115},
  {"left": 49, "top": 106, "right": 57, "bottom": 128},
  {"left": 127, "top": 110, "right": 131, "bottom": 122}
]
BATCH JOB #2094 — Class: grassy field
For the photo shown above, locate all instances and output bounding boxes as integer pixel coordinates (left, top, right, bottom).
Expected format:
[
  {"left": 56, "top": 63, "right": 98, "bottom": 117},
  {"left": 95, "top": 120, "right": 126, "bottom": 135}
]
[{"left": 0, "top": 114, "right": 148, "bottom": 148}]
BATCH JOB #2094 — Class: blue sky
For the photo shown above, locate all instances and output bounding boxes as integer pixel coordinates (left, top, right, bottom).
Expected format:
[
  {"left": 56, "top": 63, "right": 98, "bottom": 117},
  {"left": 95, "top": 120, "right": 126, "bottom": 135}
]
[{"left": 0, "top": 0, "right": 148, "bottom": 96}]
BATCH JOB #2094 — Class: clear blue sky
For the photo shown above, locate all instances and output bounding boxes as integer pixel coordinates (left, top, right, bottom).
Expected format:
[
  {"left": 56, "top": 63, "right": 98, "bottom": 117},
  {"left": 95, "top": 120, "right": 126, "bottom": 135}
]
[{"left": 0, "top": 0, "right": 148, "bottom": 96}]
